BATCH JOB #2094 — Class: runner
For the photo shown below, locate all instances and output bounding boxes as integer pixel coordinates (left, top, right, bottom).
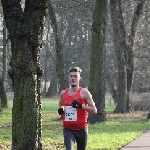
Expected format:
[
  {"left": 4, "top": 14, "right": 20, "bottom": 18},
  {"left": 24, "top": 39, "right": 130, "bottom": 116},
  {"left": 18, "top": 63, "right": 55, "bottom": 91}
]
[{"left": 58, "top": 67, "right": 97, "bottom": 150}]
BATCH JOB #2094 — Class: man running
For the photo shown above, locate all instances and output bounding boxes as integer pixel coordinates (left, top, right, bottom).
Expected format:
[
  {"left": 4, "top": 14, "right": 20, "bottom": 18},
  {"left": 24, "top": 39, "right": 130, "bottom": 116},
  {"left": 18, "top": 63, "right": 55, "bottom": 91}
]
[{"left": 58, "top": 67, "right": 97, "bottom": 150}]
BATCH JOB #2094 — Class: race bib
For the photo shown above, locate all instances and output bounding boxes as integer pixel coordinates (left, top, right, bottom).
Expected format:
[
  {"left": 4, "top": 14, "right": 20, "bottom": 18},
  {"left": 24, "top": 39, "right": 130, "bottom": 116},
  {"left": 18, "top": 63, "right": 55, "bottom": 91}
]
[{"left": 64, "top": 106, "right": 77, "bottom": 121}]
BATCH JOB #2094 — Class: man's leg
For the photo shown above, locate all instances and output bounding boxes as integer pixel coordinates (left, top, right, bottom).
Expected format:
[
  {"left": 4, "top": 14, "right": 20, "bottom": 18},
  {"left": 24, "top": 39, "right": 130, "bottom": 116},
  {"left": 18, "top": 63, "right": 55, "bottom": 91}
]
[
  {"left": 63, "top": 128, "right": 75, "bottom": 150},
  {"left": 74, "top": 128, "right": 88, "bottom": 150}
]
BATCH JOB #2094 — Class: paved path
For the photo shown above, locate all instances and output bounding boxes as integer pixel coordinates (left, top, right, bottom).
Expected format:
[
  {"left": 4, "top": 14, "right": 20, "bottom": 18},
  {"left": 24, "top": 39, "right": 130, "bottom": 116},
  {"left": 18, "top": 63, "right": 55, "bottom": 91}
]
[{"left": 120, "top": 130, "right": 150, "bottom": 150}]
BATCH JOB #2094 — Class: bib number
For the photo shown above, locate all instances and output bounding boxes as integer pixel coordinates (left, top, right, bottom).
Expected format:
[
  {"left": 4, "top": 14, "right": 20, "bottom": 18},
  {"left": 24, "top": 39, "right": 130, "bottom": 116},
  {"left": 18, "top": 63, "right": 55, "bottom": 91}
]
[{"left": 65, "top": 106, "right": 77, "bottom": 121}]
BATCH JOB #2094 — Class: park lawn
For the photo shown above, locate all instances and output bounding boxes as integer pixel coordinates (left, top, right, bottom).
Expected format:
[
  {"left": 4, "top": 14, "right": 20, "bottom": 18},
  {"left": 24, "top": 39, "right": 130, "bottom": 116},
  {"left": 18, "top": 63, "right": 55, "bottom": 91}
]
[{"left": 0, "top": 99, "right": 150, "bottom": 150}]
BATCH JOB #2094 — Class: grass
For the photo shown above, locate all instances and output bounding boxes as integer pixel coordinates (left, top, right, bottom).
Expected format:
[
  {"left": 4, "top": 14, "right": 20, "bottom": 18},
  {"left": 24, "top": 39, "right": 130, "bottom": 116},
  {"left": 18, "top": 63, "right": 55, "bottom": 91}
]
[{"left": 0, "top": 99, "right": 150, "bottom": 150}]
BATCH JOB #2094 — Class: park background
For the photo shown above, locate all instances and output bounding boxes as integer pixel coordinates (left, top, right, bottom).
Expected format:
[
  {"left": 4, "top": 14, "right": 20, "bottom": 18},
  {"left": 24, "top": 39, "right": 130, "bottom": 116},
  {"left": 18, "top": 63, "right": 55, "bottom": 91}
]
[{"left": 0, "top": 0, "right": 150, "bottom": 149}]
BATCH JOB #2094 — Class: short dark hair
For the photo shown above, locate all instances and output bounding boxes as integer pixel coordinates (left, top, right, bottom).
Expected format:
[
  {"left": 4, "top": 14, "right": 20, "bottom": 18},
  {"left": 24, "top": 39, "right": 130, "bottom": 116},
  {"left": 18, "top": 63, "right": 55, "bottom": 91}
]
[{"left": 68, "top": 67, "right": 82, "bottom": 74}]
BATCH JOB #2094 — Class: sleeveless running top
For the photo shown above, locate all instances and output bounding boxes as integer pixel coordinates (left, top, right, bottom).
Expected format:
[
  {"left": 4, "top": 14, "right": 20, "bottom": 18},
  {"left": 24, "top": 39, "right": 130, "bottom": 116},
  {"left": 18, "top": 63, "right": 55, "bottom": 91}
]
[{"left": 62, "top": 87, "right": 88, "bottom": 130}]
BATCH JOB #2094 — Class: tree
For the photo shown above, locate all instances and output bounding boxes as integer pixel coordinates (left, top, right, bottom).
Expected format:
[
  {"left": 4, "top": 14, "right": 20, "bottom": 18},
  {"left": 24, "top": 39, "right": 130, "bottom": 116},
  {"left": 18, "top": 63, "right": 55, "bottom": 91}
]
[
  {"left": 110, "top": 0, "right": 146, "bottom": 113},
  {"left": 1, "top": 19, "right": 7, "bottom": 108},
  {"left": 1, "top": 0, "right": 47, "bottom": 149},
  {"left": 48, "top": 0, "right": 67, "bottom": 91},
  {"left": 88, "top": 0, "right": 107, "bottom": 123},
  {"left": 110, "top": 0, "right": 127, "bottom": 113},
  {"left": 0, "top": 77, "right": 7, "bottom": 108}
]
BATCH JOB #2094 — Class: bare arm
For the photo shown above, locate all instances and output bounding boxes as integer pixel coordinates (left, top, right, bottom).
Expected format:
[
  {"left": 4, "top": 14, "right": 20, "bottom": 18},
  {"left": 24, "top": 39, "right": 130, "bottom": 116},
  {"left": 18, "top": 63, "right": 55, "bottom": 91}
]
[
  {"left": 58, "top": 90, "right": 65, "bottom": 109},
  {"left": 81, "top": 88, "right": 97, "bottom": 114}
]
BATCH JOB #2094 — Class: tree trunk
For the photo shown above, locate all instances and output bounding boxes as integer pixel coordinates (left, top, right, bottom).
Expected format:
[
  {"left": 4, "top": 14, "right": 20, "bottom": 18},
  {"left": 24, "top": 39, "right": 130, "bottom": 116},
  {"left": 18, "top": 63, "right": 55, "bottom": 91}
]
[
  {"left": 106, "top": 74, "right": 117, "bottom": 105},
  {"left": 45, "top": 77, "right": 57, "bottom": 97},
  {"left": 2, "top": 19, "right": 7, "bottom": 92},
  {"left": 110, "top": 0, "right": 127, "bottom": 113},
  {"left": 110, "top": 0, "right": 146, "bottom": 113},
  {"left": 48, "top": 1, "right": 67, "bottom": 92},
  {"left": 1, "top": 19, "right": 8, "bottom": 108},
  {"left": 88, "top": 0, "right": 107, "bottom": 123},
  {"left": 43, "top": 30, "right": 49, "bottom": 95},
  {"left": 0, "top": 77, "right": 7, "bottom": 108},
  {"left": 1, "top": 0, "right": 47, "bottom": 149},
  {"left": 126, "top": 0, "right": 146, "bottom": 111}
]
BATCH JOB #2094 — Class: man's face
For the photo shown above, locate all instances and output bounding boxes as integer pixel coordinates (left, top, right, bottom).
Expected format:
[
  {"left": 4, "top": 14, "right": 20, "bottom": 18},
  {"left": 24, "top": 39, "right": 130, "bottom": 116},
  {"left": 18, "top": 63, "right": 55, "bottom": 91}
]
[{"left": 69, "top": 71, "right": 81, "bottom": 87}]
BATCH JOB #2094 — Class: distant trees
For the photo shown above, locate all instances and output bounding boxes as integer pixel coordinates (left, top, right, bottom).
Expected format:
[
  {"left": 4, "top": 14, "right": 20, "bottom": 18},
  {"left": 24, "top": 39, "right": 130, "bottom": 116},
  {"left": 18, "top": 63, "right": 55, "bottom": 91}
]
[
  {"left": 41, "top": 0, "right": 95, "bottom": 96},
  {"left": 41, "top": 0, "right": 150, "bottom": 115},
  {"left": 0, "top": 0, "right": 149, "bottom": 121}
]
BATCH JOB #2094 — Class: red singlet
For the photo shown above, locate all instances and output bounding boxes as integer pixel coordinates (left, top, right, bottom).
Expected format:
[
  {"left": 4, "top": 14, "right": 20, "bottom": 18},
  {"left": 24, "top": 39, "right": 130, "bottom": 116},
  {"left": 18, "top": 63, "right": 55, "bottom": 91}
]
[{"left": 62, "top": 87, "right": 88, "bottom": 130}]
